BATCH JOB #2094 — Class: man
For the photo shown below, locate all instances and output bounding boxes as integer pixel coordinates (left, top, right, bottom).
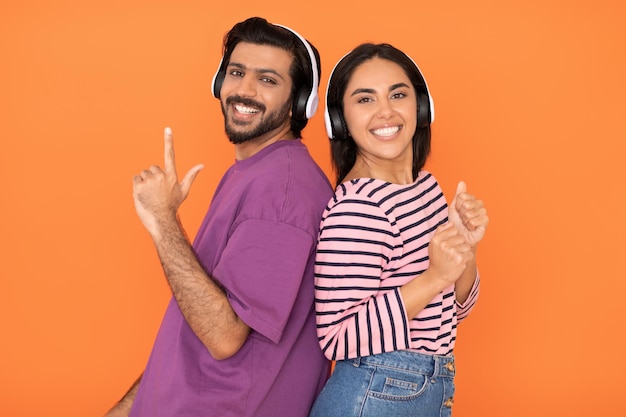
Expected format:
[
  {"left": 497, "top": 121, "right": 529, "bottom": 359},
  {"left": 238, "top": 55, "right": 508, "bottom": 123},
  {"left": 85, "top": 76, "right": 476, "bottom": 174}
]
[{"left": 105, "top": 17, "right": 331, "bottom": 417}]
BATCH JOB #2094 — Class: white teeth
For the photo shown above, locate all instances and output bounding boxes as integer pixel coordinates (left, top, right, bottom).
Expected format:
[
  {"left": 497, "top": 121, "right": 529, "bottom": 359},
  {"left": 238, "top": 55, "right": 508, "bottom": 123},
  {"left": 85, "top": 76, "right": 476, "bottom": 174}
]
[
  {"left": 234, "top": 104, "right": 260, "bottom": 114},
  {"left": 371, "top": 126, "right": 400, "bottom": 137}
]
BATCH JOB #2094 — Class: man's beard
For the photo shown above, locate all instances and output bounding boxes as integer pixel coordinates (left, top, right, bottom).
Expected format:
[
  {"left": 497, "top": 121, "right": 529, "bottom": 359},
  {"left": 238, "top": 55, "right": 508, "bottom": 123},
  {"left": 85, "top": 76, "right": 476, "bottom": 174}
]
[{"left": 221, "top": 95, "right": 292, "bottom": 144}]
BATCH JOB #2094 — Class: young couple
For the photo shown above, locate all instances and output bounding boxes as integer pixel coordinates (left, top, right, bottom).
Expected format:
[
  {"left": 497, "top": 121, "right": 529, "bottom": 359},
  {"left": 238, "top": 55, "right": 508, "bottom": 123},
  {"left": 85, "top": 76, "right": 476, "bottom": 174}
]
[{"left": 105, "top": 16, "right": 489, "bottom": 417}]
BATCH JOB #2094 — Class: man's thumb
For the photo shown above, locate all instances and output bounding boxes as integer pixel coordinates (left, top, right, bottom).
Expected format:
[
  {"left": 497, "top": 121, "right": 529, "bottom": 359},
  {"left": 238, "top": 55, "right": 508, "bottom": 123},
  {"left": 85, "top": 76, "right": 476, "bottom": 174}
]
[{"left": 180, "top": 164, "right": 204, "bottom": 196}]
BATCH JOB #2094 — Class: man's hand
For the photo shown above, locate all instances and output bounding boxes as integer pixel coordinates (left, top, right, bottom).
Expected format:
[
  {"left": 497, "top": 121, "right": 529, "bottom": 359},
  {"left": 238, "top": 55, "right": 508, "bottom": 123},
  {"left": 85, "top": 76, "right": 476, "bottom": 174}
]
[{"left": 132, "top": 127, "right": 204, "bottom": 237}]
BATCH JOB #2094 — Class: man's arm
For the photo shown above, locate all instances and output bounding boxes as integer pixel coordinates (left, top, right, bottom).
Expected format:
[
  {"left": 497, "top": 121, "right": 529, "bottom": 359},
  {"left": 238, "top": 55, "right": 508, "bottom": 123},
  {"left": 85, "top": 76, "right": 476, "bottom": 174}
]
[
  {"left": 132, "top": 127, "right": 250, "bottom": 360},
  {"left": 103, "top": 374, "right": 142, "bottom": 417},
  {"left": 151, "top": 214, "right": 250, "bottom": 359}
]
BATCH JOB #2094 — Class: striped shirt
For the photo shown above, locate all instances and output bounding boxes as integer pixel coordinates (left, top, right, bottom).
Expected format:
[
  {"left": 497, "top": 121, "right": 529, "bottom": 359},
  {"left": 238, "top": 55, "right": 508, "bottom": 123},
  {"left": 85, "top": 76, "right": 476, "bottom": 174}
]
[{"left": 314, "top": 172, "right": 480, "bottom": 361}]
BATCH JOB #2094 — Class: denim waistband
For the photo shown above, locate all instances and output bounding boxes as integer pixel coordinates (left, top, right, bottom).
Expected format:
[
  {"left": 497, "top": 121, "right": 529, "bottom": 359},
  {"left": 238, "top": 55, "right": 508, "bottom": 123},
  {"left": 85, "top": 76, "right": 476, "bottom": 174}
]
[{"left": 347, "top": 350, "right": 456, "bottom": 378}]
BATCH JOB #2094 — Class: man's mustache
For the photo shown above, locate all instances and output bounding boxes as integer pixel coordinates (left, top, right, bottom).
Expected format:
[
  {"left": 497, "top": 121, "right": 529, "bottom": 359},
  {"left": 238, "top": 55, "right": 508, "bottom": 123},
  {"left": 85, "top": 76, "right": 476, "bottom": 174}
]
[{"left": 225, "top": 96, "right": 266, "bottom": 113}]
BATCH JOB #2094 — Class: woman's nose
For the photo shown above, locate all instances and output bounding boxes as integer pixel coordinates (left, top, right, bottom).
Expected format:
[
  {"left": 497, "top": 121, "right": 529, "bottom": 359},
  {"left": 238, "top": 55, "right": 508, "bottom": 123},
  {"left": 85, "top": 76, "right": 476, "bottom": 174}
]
[{"left": 376, "top": 98, "right": 394, "bottom": 118}]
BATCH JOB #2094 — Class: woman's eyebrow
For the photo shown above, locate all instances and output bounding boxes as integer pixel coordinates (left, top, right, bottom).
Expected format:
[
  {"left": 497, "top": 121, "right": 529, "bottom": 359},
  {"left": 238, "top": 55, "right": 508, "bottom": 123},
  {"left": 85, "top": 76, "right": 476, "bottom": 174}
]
[
  {"left": 389, "top": 82, "right": 410, "bottom": 91},
  {"left": 350, "top": 88, "right": 375, "bottom": 96},
  {"left": 350, "top": 82, "right": 410, "bottom": 97}
]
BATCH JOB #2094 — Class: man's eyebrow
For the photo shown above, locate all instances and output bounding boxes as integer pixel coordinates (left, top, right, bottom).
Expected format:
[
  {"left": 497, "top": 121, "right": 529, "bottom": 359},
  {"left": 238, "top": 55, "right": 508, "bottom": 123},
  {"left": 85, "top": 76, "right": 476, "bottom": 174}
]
[
  {"left": 227, "top": 62, "right": 286, "bottom": 81},
  {"left": 350, "top": 83, "right": 410, "bottom": 97}
]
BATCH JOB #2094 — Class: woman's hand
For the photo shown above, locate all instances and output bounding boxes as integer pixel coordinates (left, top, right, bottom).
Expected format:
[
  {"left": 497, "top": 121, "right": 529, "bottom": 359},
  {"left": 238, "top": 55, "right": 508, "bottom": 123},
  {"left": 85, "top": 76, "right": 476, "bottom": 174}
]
[{"left": 448, "top": 181, "right": 489, "bottom": 247}]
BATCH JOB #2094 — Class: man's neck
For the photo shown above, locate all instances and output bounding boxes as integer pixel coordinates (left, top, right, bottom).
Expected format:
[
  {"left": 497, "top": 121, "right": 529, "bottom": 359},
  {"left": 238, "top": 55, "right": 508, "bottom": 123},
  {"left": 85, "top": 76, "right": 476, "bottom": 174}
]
[{"left": 234, "top": 125, "right": 295, "bottom": 160}]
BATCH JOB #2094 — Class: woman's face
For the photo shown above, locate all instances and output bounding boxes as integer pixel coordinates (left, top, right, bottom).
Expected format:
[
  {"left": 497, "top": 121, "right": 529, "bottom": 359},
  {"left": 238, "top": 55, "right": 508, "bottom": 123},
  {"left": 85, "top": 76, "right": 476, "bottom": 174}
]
[{"left": 342, "top": 57, "right": 417, "bottom": 169}]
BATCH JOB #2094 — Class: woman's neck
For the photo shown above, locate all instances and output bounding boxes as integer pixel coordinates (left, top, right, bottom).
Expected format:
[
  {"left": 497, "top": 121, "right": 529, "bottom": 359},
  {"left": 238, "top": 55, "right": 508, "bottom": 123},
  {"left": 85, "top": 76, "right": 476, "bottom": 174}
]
[{"left": 344, "top": 156, "right": 413, "bottom": 185}]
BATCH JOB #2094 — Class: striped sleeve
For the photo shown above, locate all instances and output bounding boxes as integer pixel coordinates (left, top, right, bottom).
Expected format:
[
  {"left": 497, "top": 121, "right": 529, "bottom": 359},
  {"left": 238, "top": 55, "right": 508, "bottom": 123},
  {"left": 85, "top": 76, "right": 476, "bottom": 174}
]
[
  {"left": 314, "top": 195, "right": 409, "bottom": 361},
  {"left": 456, "top": 271, "right": 480, "bottom": 322}
]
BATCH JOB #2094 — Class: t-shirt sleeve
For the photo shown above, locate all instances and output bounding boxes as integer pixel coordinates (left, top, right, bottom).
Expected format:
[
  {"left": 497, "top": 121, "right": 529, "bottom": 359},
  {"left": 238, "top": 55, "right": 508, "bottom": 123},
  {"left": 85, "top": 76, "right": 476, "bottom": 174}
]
[
  {"left": 314, "top": 198, "right": 411, "bottom": 361},
  {"left": 456, "top": 270, "right": 480, "bottom": 322},
  {"left": 212, "top": 218, "right": 315, "bottom": 345}
]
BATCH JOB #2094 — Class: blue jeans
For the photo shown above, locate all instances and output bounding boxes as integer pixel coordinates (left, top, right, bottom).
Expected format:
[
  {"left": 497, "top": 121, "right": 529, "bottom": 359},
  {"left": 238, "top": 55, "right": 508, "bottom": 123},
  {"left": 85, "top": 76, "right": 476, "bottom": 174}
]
[{"left": 309, "top": 350, "right": 456, "bottom": 417}]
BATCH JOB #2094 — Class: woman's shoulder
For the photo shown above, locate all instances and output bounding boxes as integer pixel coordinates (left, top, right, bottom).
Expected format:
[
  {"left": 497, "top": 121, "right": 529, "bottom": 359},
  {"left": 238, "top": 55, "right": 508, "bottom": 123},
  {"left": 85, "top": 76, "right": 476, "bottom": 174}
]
[
  {"left": 321, "top": 180, "right": 395, "bottom": 232},
  {"left": 335, "top": 172, "right": 440, "bottom": 199},
  {"left": 417, "top": 170, "right": 438, "bottom": 184},
  {"left": 332, "top": 178, "right": 394, "bottom": 204}
]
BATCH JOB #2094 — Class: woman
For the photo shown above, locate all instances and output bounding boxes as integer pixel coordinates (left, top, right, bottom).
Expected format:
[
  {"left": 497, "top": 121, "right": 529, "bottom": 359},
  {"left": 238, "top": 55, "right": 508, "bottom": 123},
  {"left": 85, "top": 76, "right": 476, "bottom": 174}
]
[{"left": 310, "top": 43, "right": 489, "bottom": 417}]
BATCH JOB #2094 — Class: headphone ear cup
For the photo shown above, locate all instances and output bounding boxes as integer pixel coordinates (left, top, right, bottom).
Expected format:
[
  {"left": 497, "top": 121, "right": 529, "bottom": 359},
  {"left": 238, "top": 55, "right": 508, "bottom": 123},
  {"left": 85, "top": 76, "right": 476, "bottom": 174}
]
[
  {"left": 417, "top": 92, "right": 430, "bottom": 128},
  {"left": 292, "top": 88, "right": 309, "bottom": 121},
  {"left": 212, "top": 71, "right": 224, "bottom": 99},
  {"left": 327, "top": 106, "right": 349, "bottom": 141},
  {"left": 211, "top": 57, "right": 226, "bottom": 99}
]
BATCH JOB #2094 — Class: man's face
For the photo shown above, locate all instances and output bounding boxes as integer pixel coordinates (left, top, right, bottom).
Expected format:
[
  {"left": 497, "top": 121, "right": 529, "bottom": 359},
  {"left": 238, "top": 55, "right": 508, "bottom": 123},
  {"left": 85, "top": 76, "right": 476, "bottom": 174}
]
[{"left": 219, "top": 42, "right": 294, "bottom": 144}]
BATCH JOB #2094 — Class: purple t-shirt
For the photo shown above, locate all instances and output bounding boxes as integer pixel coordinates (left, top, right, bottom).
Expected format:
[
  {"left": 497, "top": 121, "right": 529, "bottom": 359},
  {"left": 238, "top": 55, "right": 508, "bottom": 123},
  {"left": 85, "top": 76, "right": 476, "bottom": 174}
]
[{"left": 130, "top": 139, "right": 332, "bottom": 417}]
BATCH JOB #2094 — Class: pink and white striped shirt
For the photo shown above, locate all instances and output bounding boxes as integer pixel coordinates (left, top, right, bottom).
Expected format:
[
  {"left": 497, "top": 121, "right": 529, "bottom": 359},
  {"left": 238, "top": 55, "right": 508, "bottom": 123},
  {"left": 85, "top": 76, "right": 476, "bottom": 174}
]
[{"left": 314, "top": 172, "right": 479, "bottom": 361}]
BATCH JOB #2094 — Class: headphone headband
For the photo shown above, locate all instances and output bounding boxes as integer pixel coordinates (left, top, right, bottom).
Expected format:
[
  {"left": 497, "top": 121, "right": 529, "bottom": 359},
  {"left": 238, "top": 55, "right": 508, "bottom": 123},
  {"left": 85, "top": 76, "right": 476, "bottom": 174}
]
[{"left": 274, "top": 24, "right": 319, "bottom": 119}]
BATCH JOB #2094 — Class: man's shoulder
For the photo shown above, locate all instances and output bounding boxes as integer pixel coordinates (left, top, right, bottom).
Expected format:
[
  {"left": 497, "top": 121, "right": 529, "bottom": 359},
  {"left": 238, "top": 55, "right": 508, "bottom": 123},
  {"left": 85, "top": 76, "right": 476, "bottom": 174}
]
[{"left": 255, "top": 139, "right": 331, "bottom": 190}]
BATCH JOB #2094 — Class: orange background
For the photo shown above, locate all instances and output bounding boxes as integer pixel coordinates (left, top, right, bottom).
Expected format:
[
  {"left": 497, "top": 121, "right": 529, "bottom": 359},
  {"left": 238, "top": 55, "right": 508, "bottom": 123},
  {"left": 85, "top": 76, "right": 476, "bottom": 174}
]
[{"left": 1, "top": 0, "right": 625, "bottom": 416}]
